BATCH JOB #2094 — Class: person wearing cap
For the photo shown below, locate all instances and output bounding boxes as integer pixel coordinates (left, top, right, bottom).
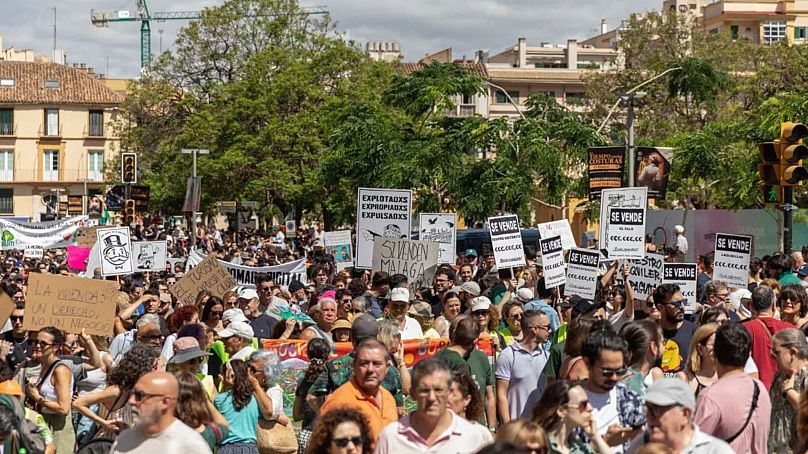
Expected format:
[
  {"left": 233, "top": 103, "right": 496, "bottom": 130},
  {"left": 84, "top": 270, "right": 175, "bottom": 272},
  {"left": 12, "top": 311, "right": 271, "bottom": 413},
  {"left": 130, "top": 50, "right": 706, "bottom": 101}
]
[
  {"left": 288, "top": 280, "right": 307, "bottom": 310},
  {"left": 463, "top": 248, "right": 479, "bottom": 277},
  {"left": 300, "top": 297, "right": 337, "bottom": 344},
  {"left": 236, "top": 288, "right": 276, "bottom": 341},
  {"left": 217, "top": 321, "right": 255, "bottom": 361},
  {"left": 408, "top": 301, "right": 440, "bottom": 339},
  {"left": 428, "top": 266, "right": 456, "bottom": 317},
  {"left": 626, "top": 378, "right": 733, "bottom": 453},
  {"left": 471, "top": 296, "right": 501, "bottom": 351},
  {"left": 457, "top": 280, "right": 481, "bottom": 313},
  {"left": 331, "top": 318, "right": 352, "bottom": 343},
  {"left": 166, "top": 337, "right": 216, "bottom": 399},
  {"left": 385, "top": 287, "right": 424, "bottom": 341},
  {"left": 673, "top": 225, "right": 688, "bottom": 256}
]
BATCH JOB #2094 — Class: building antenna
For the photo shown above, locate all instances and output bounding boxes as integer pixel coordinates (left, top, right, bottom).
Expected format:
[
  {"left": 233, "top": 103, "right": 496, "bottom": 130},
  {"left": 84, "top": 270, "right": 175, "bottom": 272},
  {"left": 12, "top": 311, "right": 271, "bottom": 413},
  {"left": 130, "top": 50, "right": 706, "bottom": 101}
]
[{"left": 52, "top": 5, "right": 57, "bottom": 55}]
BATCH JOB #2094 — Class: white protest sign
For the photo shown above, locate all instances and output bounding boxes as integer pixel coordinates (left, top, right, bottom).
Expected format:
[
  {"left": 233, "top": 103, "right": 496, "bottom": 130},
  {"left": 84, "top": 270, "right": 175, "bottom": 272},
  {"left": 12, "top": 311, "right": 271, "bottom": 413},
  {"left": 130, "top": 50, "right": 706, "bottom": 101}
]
[
  {"left": 132, "top": 241, "right": 168, "bottom": 272},
  {"left": 565, "top": 248, "right": 600, "bottom": 300},
  {"left": 615, "top": 253, "right": 665, "bottom": 300},
  {"left": 0, "top": 216, "right": 89, "bottom": 250},
  {"left": 323, "top": 230, "right": 353, "bottom": 270},
  {"left": 663, "top": 263, "right": 698, "bottom": 314},
  {"left": 24, "top": 245, "right": 44, "bottom": 259},
  {"left": 96, "top": 227, "right": 133, "bottom": 276},
  {"left": 540, "top": 235, "right": 566, "bottom": 288},
  {"left": 537, "top": 220, "right": 576, "bottom": 250},
  {"left": 356, "top": 188, "right": 412, "bottom": 269},
  {"left": 599, "top": 187, "right": 647, "bottom": 259},
  {"left": 488, "top": 215, "right": 526, "bottom": 269},
  {"left": 372, "top": 237, "right": 439, "bottom": 288},
  {"left": 713, "top": 233, "right": 752, "bottom": 289},
  {"left": 419, "top": 213, "right": 457, "bottom": 264}
]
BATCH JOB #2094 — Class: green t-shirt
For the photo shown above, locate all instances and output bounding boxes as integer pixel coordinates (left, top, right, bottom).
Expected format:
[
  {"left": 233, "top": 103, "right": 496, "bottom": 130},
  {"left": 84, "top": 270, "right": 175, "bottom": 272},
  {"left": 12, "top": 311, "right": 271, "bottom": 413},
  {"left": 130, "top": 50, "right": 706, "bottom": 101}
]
[
  {"left": 543, "top": 341, "right": 565, "bottom": 380},
  {"left": 435, "top": 348, "right": 494, "bottom": 425}
]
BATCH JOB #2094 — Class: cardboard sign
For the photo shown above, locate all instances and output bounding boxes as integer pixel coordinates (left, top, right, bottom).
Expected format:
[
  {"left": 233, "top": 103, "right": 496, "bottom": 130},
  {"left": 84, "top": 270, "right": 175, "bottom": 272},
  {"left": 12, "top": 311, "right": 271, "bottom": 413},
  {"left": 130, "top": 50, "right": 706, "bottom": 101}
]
[
  {"left": 540, "top": 235, "right": 566, "bottom": 288},
  {"left": 663, "top": 263, "right": 698, "bottom": 314},
  {"left": 419, "top": 213, "right": 457, "bottom": 264},
  {"left": 323, "top": 230, "right": 353, "bottom": 270},
  {"left": 75, "top": 226, "right": 98, "bottom": 249},
  {"left": 132, "top": 241, "right": 168, "bottom": 272},
  {"left": 372, "top": 237, "right": 439, "bottom": 289},
  {"left": 171, "top": 254, "right": 238, "bottom": 306},
  {"left": 537, "top": 220, "right": 576, "bottom": 250},
  {"left": 488, "top": 214, "right": 526, "bottom": 269},
  {"left": 356, "top": 188, "right": 412, "bottom": 269},
  {"left": 0, "top": 293, "right": 15, "bottom": 328},
  {"left": 599, "top": 187, "right": 647, "bottom": 259},
  {"left": 186, "top": 252, "right": 306, "bottom": 287},
  {"left": 713, "top": 233, "right": 752, "bottom": 289},
  {"left": 22, "top": 273, "right": 119, "bottom": 336},
  {"left": 96, "top": 227, "right": 133, "bottom": 276},
  {"left": 565, "top": 248, "right": 600, "bottom": 300},
  {"left": 24, "top": 245, "right": 44, "bottom": 259}
]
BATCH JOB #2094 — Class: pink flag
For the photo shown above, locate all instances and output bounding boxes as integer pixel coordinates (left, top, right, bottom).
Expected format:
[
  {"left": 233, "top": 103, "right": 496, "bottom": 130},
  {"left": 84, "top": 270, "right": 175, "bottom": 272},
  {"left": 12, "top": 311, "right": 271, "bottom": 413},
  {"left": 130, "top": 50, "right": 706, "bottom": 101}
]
[{"left": 67, "top": 245, "right": 91, "bottom": 271}]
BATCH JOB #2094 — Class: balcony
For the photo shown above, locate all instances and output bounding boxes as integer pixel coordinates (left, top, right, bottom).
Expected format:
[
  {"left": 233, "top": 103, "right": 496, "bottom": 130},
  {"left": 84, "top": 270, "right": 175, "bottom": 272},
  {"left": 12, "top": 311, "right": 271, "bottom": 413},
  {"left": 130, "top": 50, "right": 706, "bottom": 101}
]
[
  {"left": 83, "top": 125, "right": 105, "bottom": 139},
  {"left": 0, "top": 123, "right": 15, "bottom": 138},
  {"left": 38, "top": 124, "right": 63, "bottom": 139},
  {"left": 444, "top": 104, "right": 477, "bottom": 117}
]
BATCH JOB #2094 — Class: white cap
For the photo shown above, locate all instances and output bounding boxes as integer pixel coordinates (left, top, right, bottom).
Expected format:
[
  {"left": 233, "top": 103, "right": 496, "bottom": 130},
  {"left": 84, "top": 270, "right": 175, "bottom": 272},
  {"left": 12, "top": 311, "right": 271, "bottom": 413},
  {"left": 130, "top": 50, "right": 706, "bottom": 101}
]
[
  {"left": 389, "top": 287, "right": 410, "bottom": 303},
  {"left": 729, "top": 288, "right": 752, "bottom": 311},
  {"left": 471, "top": 296, "right": 492, "bottom": 312},
  {"left": 222, "top": 308, "right": 248, "bottom": 325},
  {"left": 217, "top": 321, "right": 254, "bottom": 339},
  {"left": 513, "top": 288, "right": 534, "bottom": 304},
  {"left": 239, "top": 288, "right": 259, "bottom": 300},
  {"left": 674, "top": 225, "right": 684, "bottom": 234}
]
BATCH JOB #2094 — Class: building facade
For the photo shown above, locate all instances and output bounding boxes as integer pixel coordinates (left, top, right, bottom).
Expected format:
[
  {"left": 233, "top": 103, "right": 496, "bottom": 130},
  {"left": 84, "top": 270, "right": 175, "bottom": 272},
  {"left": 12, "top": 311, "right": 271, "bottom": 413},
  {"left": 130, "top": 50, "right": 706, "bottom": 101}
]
[
  {"left": 700, "top": 0, "right": 808, "bottom": 44},
  {"left": 0, "top": 61, "right": 122, "bottom": 220}
]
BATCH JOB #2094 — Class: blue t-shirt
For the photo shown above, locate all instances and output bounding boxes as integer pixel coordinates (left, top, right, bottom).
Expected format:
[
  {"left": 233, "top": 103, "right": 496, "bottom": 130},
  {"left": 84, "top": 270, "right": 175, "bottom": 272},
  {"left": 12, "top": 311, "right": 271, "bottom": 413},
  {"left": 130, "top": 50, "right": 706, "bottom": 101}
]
[{"left": 214, "top": 391, "right": 259, "bottom": 444}]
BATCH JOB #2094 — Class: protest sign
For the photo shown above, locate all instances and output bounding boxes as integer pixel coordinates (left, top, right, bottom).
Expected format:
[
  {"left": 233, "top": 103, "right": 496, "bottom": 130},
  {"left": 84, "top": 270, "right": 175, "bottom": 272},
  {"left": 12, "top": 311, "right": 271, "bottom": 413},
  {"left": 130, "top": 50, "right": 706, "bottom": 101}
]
[
  {"left": 132, "top": 241, "right": 168, "bottom": 272},
  {"left": 186, "top": 252, "right": 306, "bottom": 288},
  {"left": 0, "top": 293, "right": 14, "bottom": 328},
  {"left": 419, "top": 213, "right": 457, "bottom": 264},
  {"left": 488, "top": 214, "right": 526, "bottom": 269},
  {"left": 614, "top": 253, "right": 665, "bottom": 300},
  {"left": 537, "top": 220, "right": 577, "bottom": 251},
  {"left": 599, "top": 187, "right": 647, "bottom": 259},
  {"left": 713, "top": 233, "right": 752, "bottom": 289},
  {"left": 540, "top": 235, "right": 566, "bottom": 288},
  {"left": 663, "top": 263, "right": 698, "bottom": 314},
  {"left": 356, "top": 188, "right": 412, "bottom": 269},
  {"left": 285, "top": 220, "right": 297, "bottom": 238},
  {"left": 75, "top": 226, "right": 99, "bottom": 249},
  {"left": 172, "top": 254, "right": 238, "bottom": 306},
  {"left": 24, "top": 245, "right": 44, "bottom": 259},
  {"left": 565, "top": 248, "right": 600, "bottom": 300},
  {"left": 96, "top": 227, "right": 133, "bottom": 277},
  {"left": 323, "top": 230, "right": 353, "bottom": 270},
  {"left": 0, "top": 216, "right": 89, "bottom": 250},
  {"left": 372, "top": 237, "right": 439, "bottom": 288},
  {"left": 23, "top": 274, "right": 119, "bottom": 336}
]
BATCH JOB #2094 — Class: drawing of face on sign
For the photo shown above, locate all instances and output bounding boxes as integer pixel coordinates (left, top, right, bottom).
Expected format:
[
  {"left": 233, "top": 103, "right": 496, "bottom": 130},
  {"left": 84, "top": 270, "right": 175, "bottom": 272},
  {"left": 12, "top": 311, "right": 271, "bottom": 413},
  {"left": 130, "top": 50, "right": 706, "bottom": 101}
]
[
  {"left": 383, "top": 224, "right": 403, "bottom": 238},
  {"left": 102, "top": 234, "right": 130, "bottom": 269}
]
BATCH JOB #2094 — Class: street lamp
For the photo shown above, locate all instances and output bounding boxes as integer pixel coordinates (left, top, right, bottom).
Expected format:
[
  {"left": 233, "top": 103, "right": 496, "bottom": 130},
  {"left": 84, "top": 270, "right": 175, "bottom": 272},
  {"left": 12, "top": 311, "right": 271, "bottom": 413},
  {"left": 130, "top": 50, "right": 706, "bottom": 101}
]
[
  {"left": 181, "top": 148, "right": 209, "bottom": 248},
  {"left": 619, "top": 91, "right": 645, "bottom": 187}
]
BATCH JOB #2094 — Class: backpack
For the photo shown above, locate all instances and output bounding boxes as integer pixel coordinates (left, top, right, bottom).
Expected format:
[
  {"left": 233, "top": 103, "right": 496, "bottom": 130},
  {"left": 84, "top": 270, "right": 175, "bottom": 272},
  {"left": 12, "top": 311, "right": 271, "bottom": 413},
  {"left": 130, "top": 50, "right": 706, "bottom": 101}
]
[{"left": 10, "top": 398, "right": 46, "bottom": 454}]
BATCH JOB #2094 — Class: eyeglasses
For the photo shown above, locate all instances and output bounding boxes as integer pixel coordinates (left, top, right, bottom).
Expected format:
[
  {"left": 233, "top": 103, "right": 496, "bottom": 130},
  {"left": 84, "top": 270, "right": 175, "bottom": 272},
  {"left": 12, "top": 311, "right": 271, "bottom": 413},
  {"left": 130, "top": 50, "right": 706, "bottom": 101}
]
[
  {"left": 341, "top": 298, "right": 353, "bottom": 304},
  {"left": 332, "top": 437, "right": 363, "bottom": 448},
  {"left": 600, "top": 367, "right": 627, "bottom": 378},
  {"left": 509, "top": 313, "right": 523, "bottom": 320},
  {"left": 210, "top": 311, "right": 223, "bottom": 318},
  {"left": 663, "top": 299, "right": 686, "bottom": 309},
  {"left": 414, "top": 386, "right": 449, "bottom": 397},
  {"left": 28, "top": 339, "right": 54, "bottom": 347},
  {"left": 472, "top": 310, "right": 489, "bottom": 317},
  {"left": 566, "top": 399, "right": 590, "bottom": 411},
  {"left": 647, "top": 404, "right": 678, "bottom": 419},
  {"left": 713, "top": 293, "right": 729, "bottom": 301},
  {"left": 131, "top": 389, "right": 172, "bottom": 403},
  {"left": 9, "top": 316, "right": 22, "bottom": 323}
]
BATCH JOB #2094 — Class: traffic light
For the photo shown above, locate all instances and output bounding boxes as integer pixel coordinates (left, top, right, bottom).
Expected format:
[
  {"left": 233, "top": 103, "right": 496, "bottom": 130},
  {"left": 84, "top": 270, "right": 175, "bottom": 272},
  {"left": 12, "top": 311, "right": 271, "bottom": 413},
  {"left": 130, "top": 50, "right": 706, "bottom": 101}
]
[
  {"left": 758, "top": 142, "right": 781, "bottom": 186},
  {"left": 123, "top": 199, "right": 135, "bottom": 226},
  {"left": 121, "top": 152, "right": 137, "bottom": 184},
  {"left": 779, "top": 122, "right": 808, "bottom": 186},
  {"left": 760, "top": 184, "right": 783, "bottom": 205}
]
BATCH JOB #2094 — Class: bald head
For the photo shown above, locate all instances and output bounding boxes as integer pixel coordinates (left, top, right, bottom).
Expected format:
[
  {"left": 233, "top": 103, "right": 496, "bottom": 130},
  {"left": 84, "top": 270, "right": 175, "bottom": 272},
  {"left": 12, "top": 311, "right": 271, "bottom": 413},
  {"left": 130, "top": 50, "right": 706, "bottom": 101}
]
[
  {"left": 138, "top": 371, "right": 179, "bottom": 399},
  {"left": 130, "top": 371, "right": 179, "bottom": 432}
]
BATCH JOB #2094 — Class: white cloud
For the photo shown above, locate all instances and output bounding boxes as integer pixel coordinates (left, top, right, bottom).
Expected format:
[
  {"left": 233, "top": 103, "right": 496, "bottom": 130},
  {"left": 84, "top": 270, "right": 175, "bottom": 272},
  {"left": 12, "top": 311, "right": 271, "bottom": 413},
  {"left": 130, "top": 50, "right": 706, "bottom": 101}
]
[{"left": 0, "top": 0, "right": 659, "bottom": 77}]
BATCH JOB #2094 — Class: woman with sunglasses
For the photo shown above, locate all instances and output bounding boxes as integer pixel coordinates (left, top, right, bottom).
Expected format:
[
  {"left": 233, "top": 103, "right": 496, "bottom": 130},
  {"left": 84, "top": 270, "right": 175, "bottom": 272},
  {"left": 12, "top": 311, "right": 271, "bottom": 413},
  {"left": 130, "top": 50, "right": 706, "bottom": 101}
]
[
  {"left": 533, "top": 380, "right": 611, "bottom": 454},
  {"left": 472, "top": 297, "right": 502, "bottom": 352},
  {"left": 222, "top": 291, "right": 240, "bottom": 311},
  {"left": 201, "top": 296, "right": 226, "bottom": 332},
  {"left": 779, "top": 284, "right": 808, "bottom": 329},
  {"left": 215, "top": 360, "right": 277, "bottom": 454},
  {"left": 306, "top": 407, "right": 372, "bottom": 454},
  {"left": 498, "top": 301, "right": 525, "bottom": 347}
]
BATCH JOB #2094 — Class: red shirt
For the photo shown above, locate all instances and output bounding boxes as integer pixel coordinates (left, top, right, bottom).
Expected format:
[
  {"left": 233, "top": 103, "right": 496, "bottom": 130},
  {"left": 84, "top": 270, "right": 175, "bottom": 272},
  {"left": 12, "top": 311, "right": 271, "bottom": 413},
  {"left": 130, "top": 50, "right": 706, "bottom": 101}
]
[{"left": 742, "top": 316, "right": 794, "bottom": 390}]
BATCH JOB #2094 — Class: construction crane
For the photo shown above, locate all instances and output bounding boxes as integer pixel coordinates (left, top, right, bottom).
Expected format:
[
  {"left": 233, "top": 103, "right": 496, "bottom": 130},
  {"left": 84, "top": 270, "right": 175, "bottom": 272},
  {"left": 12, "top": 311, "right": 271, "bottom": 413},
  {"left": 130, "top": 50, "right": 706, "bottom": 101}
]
[{"left": 91, "top": 0, "right": 328, "bottom": 70}]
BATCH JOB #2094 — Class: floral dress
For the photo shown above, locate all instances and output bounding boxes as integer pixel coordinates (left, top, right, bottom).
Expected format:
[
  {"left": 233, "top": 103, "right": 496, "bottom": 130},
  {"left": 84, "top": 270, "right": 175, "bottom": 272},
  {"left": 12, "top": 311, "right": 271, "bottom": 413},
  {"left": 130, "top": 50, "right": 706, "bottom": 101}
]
[{"left": 768, "top": 363, "right": 808, "bottom": 454}]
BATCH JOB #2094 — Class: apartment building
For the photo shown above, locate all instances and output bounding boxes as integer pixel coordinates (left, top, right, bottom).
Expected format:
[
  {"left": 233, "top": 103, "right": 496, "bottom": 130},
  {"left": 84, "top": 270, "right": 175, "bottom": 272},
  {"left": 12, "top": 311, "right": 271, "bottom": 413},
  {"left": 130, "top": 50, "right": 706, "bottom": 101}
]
[
  {"left": 0, "top": 61, "right": 122, "bottom": 220},
  {"left": 699, "top": 0, "right": 808, "bottom": 44}
]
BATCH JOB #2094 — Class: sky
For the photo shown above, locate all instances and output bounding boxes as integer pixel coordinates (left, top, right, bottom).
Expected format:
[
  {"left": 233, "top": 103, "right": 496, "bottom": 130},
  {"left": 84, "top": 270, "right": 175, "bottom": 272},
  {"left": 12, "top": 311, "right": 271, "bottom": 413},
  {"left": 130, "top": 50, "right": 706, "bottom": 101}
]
[{"left": 0, "top": 0, "right": 660, "bottom": 78}]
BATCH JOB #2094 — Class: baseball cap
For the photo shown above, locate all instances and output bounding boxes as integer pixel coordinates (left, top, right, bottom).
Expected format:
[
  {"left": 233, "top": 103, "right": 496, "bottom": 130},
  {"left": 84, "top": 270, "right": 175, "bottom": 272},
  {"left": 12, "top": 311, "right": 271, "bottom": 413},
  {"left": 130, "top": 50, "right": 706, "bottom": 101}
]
[
  {"left": 572, "top": 298, "right": 605, "bottom": 319},
  {"left": 513, "top": 288, "right": 534, "bottom": 304},
  {"left": 464, "top": 248, "right": 478, "bottom": 258},
  {"left": 459, "top": 281, "right": 481, "bottom": 297},
  {"left": 168, "top": 337, "right": 211, "bottom": 365},
  {"left": 222, "top": 308, "right": 249, "bottom": 325},
  {"left": 217, "top": 321, "right": 254, "bottom": 339},
  {"left": 351, "top": 314, "right": 379, "bottom": 340},
  {"left": 729, "top": 288, "right": 752, "bottom": 311},
  {"left": 471, "top": 296, "right": 491, "bottom": 312},
  {"left": 288, "top": 280, "right": 305, "bottom": 293},
  {"left": 645, "top": 378, "right": 696, "bottom": 410},
  {"left": 0, "top": 380, "right": 22, "bottom": 396},
  {"left": 238, "top": 288, "right": 259, "bottom": 300},
  {"left": 390, "top": 287, "right": 410, "bottom": 303},
  {"left": 408, "top": 301, "right": 432, "bottom": 318},
  {"left": 332, "top": 318, "right": 352, "bottom": 331}
]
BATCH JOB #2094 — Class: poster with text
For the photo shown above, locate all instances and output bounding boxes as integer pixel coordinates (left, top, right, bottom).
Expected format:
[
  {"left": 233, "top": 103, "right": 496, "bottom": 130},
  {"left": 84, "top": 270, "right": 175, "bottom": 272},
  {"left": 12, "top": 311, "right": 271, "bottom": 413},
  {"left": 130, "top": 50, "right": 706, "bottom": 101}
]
[
  {"left": 540, "top": 235, "right": 566, "bottom": 288},
  {"left": 419, "top": 213, "right": 457, "bottom": 264},
  {"left": 23, "top": 274, "right": 119, "bottom": 336},
  {"left": 488, "top": 215, "right": 526, "bottom": 269},
  {"left": 663, "top": 263, "right": 698, "bottom": 314},
  {"left": 96, "top": 227, "right": 133, "bottom": 276},
  {"left": 372, "top": 237, "right": 439, "bottom": 289},
  {"left": 565, "top": 248, "right": 600, "bottom": 300},
  {"left": 172, "top": 254, "right": 238, "bottom": 306},
  {"left": 323, "top": 230, "right": 353, "bottom": 270},
  {"left": 588, "top": 146, "right": 625, "bottom": 199},
  {"left": 599, "top": 187, "right": 647, "bottom": 259},
  {"left": 713, "top": 233, "right": 752, "bottom": 289},
  {"left": 537, "top": 220, "right": 577, "bottom": 250},
  {"left": 132, "top": 241, "right": 168, "bottom": 272},
  {"left": 356, "top": 188, "right": 412, "bottom": 269}
]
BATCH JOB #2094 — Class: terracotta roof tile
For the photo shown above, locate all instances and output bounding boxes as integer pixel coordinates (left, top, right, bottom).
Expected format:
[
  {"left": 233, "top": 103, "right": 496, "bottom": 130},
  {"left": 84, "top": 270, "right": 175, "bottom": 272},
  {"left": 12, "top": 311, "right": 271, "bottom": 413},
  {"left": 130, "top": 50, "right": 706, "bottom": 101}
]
[
  {"left": 396, "top": 62, "right": 489, "bottom": 78},
  {"left": 486, "top": 68, "right": 585, "bottom": 82},
  {"left": 0, "top": 61, "right": 123, "bottom": 105}
]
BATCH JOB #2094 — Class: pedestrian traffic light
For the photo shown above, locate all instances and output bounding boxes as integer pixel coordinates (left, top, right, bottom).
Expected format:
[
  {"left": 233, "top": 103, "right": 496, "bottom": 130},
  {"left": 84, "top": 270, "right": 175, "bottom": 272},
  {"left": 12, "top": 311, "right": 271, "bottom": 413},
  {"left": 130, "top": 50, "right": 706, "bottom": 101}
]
[
  {"left": 121, "top": 152, "right": 137, "bottom": 184},
  {"left": 779, "top": 122, "right": 808, "bottom": 186},
  {"left": 760, "top": 184, "right": 783, "bottom": 205},
  {"left": 123, "top": 199, "right": 135, "bottom": 226}
]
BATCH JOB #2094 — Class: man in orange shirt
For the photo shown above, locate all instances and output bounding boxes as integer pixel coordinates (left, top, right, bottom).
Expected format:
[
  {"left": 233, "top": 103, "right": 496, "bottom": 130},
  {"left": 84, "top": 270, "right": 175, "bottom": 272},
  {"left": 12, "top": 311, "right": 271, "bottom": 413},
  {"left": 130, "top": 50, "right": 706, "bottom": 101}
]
[{"left": 319, "top": 338, "right": 398, "bottom": 444}]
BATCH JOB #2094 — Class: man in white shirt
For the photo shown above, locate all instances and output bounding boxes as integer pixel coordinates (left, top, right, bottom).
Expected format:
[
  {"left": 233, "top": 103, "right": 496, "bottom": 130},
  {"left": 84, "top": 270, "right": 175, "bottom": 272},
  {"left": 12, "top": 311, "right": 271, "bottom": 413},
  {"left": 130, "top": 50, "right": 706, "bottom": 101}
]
[
  {"left": 387, "top": 287, "right": 424, "bottom": 340},
  {"left": 674, "top": 225, "right": 688, "bottom": 255}
]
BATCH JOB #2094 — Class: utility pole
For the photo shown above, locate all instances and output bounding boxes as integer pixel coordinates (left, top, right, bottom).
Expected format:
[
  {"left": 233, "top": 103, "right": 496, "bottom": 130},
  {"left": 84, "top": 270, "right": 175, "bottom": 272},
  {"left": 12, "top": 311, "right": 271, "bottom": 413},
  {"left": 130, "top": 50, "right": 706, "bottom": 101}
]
[
  {"left": 619, "top": 92, "right": 645, "bottom": 187},
  {"left": 784, "top": 187, "right": 794, "bottom": 253},
  {"left": 181, "top": 148, "right": 208, "bottom": 248}
]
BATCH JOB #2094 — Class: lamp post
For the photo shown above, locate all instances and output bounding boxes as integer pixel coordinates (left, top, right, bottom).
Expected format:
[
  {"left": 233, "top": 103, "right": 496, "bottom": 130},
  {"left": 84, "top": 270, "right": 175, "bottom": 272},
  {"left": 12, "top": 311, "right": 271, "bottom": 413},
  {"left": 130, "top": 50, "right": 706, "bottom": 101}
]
[
  {"left": 619, "top": 91, "right": 645, "bottom": 187},
  {"left": 181, "top": 148, "right": 209, "bottom": 248}
]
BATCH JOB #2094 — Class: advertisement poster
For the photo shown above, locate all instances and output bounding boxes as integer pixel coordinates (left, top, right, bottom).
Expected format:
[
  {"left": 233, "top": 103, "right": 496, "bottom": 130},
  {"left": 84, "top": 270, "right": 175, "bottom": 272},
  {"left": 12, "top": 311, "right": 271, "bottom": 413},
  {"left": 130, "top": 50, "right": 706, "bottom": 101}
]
[
  {"left": 588, "top": 146, "right": 625, "bottom": 199},
  {"left": 636, "top": 147, "right": 672, "bottom": 200},
  {"left": 355, "top": 188, "right": 412, "bottom": 269}
]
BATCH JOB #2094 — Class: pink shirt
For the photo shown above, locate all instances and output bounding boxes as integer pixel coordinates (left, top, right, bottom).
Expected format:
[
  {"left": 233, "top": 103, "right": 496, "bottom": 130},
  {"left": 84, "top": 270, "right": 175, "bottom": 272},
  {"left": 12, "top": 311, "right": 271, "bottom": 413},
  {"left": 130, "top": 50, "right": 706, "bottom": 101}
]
[
  {"left": 694, "top": 373, "right": 771, "bottom": 454},
  {"left": 374, "top": 411, "right": 491, "bottom": 454}
]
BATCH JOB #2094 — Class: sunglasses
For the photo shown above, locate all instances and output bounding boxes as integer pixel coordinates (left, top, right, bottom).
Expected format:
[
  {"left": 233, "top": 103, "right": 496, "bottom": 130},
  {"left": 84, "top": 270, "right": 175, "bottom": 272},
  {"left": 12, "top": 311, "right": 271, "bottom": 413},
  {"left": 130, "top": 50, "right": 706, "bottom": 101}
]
[
  {"left": 332, "top": 437, "right": 363, "bottom": 448},
  {"left": 663, "top": 299, "right": 686, "bottom": 309},
  {"left": 600, "top": 367, "right": 627, "bottom": 378},
  {"left": 28, "top": 339, "right": 54, "bottom": 347},
  {"left": 9, "top": 316, "right": 22, "bottom": 323},
  {"left": 510, "top": 313, "right": 523, "bottom": 320},
  {"left": 472, "top": 310, "right": 489, "bottom": 317},
  {"left": 341, "top": 298, "right": 353, "bottom": 303},
  {"left": 567, "top": 399, "right": 590, "bottom": 411},
  {"left": 131, "top": 389, "right": 169, "bottom": 403},
  {"left": 210, "top": 311, "right": 223, "bottom": 318}
]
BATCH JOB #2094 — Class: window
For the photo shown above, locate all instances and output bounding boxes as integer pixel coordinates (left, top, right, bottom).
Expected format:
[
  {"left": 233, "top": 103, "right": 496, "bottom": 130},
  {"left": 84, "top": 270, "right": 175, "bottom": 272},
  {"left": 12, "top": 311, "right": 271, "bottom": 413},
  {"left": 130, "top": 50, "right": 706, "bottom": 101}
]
[
  {"left": 44, "top": 109, "right": 59, "bottom": 136},
  {"left": 0, "top": 151, "right": 13, "bottom": 182},
  {"left": 0, "top": 79, "right": 13, "bottom": 87},
  {"left": 89, "top": 110, "right": 104, "bottom": 137},
  {"left": 44, "top": 80, "right": 59, "bottom": 89},
  {"left": 731, "top": 25, "right": 739, "bottom": 41},
  {"left": 88, "top": 150, "right": 104, "bottom": 181},
  {"left": 763, "top": 21, "right": 787, "bottom": 45},
  {"left": 796, "top": 26, "right": 807, "bottom": 40},
  {"left": 534, "top": 62, "right": 567, "bottom": 69},
  {"left": 43, "top": 150, "right": 59, "bottom": 182},
  {"left": 495, "top": 90, "right": 520, "bottom": 104},
  {"left": 0, "top": 189, "right": 12, "bottom": 215},
  {"left": 0, "top": 109, "right": 11, "bottom": 136}
]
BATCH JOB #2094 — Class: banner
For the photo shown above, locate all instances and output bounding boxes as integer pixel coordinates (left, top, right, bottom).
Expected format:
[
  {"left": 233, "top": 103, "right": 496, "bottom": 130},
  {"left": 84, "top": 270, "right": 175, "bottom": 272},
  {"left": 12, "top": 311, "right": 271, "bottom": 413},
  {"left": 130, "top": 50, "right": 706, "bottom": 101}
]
[
  {"left": 565, "top": 248, "right": 600, "bottom": 300},
  {"left": 488, "top": 214, "right": 526, "bottom": 269},
  {"left": 132, "top": 241, "right": 168, "bottom": 273},
  {"left": 540, "top": 235, "right": 566, "bottom": 289},
  {"left": 537, "top": 220, "right": 576, "bottom": 250},
  {"left": 419, "top": 213, "right": 457, "bottom": 264},
  {"left": 0, "top": 216, "right": 89, "bottom": 250},
  {"left": 372, "top": 237, "right": 439, "bottom": 289},
  {"left": 599, "top": 187, "right": 647, "bottom": 259},
  {"left": 23, "top": 274, "right": 119, "bottom": 336},
  {"left": 636, "top": 147, "right": 672, "bottom": 200},
  {"left": 323, "top": 230, "right": 353, "bottom": 270},
  {"left": 663, "top": 263, "right": 698, "bottom": 314},
  {"left": 713, "top": 233, "right": 751, "bottom": 289},
  {"left": 588, "top": 146, "right": 625, "bottom": 199},
  {"left": 356, "top": 188, "right": 412, "bottom": 269},
  {"left": 187, "top": 251, "right": 307, "bottom": 287},
  {"left": 173, "top": 255, "right": 238, "bottom": 306}
]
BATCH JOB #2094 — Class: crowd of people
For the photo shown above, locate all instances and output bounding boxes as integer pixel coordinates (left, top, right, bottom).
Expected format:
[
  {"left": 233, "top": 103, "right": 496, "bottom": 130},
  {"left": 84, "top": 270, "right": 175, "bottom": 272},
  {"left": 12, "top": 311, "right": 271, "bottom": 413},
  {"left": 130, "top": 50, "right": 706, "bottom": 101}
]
[{"left": 0, "top": 222, "right": 807, "bottom": 454}]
